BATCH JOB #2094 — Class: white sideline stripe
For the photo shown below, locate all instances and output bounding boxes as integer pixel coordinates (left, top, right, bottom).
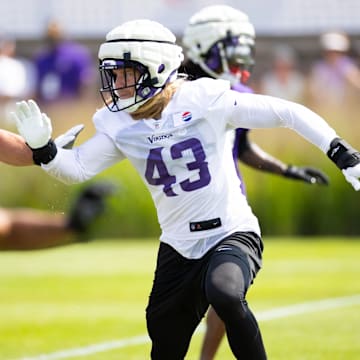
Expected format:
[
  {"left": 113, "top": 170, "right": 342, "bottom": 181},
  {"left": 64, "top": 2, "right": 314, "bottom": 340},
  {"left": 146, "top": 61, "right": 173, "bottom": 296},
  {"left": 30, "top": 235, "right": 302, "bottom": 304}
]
[
  {"left": 17, "top": 294, "right": 360, "bottom": 360},
  {"left": 17, "top": 336, "right": 150, "bottom": 360}
]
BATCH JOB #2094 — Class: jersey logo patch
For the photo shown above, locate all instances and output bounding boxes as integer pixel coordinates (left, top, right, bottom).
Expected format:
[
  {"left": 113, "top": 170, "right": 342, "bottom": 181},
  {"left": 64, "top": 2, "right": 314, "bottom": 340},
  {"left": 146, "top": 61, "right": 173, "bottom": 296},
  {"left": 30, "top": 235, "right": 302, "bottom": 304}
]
[
  {"left": 173, "top": 111, "right": 193, "bottom": 127},
  {"left": 182, "top": 111, "right": 192, "bottom": 122},
  {"left": 189, "top": 217, "right": 221, "bottom": 232}
]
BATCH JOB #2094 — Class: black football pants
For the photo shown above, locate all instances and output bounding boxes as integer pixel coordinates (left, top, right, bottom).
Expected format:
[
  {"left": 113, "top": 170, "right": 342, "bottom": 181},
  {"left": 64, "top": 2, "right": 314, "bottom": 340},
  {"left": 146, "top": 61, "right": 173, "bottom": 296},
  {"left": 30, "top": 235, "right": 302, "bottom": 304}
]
[{"left": 146, "top": 231, "right": 267, "bottom": 359}]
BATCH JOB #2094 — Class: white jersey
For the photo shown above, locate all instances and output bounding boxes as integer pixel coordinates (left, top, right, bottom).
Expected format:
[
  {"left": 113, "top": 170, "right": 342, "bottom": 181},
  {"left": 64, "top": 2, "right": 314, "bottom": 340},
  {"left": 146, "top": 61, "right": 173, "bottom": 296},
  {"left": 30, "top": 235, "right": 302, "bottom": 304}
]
[{"left": 43, "top": 78, "right": 337, "bottom": 258}]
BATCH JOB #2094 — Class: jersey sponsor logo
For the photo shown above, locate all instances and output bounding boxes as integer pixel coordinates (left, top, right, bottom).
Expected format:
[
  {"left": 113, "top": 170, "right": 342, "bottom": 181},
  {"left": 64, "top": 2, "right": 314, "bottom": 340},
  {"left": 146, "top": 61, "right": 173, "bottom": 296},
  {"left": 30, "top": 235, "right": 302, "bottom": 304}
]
[
  {"left": 147, "top": 133, "right": 174, "bottom": 144},
  {"left": 173, "top": 111, "right": 193, "bottom": 127},
  {"left": 182, "top": 111, "right": 192, "bottom": 122}
]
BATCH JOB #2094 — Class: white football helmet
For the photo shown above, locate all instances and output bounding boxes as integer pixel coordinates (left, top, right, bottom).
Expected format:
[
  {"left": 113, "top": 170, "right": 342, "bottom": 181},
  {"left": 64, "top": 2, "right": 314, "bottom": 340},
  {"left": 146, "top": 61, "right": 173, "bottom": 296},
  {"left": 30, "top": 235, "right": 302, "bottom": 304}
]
[
  {"left": 183, "top": 5, "right": 256, "bottom": 85},
  {"left": 98, "top": 19, "right": 184, "bottom": 112}
]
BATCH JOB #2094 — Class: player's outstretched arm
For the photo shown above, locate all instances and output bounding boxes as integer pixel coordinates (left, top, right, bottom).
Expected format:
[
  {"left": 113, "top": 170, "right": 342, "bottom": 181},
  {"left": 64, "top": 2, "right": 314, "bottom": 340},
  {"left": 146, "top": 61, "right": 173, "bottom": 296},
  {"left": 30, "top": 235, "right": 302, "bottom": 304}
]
[
  {"left": 229, "top": 93, "right": 360, "bottom": 190},
  {"left": 238, "top": 132, "right": 329, "bottom": 185}
]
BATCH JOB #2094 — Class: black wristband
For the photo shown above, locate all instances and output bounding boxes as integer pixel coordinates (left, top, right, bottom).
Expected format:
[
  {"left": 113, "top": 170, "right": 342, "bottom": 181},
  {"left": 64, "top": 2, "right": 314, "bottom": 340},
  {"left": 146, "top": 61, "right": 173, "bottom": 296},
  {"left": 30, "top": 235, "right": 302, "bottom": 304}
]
[
  {"left": 327, "top": 137, "right": 360, "bottom": 170},
  {"left": 31, "top": 139, "right": 58, "bottom": 165}
]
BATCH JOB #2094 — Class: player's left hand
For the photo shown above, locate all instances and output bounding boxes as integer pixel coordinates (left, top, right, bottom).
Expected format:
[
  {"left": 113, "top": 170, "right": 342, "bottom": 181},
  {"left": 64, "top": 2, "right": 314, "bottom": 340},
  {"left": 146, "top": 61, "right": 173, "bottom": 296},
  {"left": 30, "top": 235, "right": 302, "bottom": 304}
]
[{"left": 284, "top": 165, "right": 329, "bottom": 185}]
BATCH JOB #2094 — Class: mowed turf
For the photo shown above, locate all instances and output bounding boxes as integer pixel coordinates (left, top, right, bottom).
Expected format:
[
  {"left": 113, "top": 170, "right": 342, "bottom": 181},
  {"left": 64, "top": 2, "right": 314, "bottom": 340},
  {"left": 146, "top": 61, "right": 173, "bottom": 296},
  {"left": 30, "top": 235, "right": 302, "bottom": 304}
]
[{"left": 0, "top": 238, "right": 359, "bottom": 360}]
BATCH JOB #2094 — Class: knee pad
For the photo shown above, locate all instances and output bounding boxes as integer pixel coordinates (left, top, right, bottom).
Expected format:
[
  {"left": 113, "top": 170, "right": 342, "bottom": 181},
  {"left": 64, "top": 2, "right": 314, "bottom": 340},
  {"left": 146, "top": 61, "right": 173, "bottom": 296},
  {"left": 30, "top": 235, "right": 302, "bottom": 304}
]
[{"left": 205, "top": 249, "right": 252, "bottom": 321}]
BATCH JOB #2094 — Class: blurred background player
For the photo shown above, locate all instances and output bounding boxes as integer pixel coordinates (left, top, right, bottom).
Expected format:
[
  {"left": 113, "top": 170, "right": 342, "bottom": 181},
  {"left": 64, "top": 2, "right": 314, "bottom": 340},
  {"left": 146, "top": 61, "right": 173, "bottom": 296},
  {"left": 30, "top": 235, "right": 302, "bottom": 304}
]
[
  {"left": 0, "top": 31, "right": 36, "bottom": 125},
  {"left": 182, "top": 5, "right": 329, "bottom": 360},
  {"left": 0, "top": 127, "right": 114, "bottom": 250},
  {"left": 308, "top": 30, "right": 360, "bottom": 110},
  {"left": 33, "top": 19, "right": 95, "bottom": 104},
  {"left": 258, "top": 44, "right": 306, "bottom": 102}
]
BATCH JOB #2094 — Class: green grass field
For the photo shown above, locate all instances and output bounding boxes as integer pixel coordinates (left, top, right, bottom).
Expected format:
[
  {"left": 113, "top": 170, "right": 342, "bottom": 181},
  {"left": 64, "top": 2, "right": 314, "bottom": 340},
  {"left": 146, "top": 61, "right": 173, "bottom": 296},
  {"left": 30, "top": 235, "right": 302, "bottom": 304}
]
[{"left": 1, "top": 237, "right": 359, "bottom": 360}]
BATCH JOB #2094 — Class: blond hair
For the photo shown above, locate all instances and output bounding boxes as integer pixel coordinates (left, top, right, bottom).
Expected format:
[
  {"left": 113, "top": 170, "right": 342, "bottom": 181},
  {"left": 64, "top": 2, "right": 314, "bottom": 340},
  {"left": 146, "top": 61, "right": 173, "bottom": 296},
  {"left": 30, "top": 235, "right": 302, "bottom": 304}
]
[{"left": 131, "top": 79, "right": 185, "bottom": 120}]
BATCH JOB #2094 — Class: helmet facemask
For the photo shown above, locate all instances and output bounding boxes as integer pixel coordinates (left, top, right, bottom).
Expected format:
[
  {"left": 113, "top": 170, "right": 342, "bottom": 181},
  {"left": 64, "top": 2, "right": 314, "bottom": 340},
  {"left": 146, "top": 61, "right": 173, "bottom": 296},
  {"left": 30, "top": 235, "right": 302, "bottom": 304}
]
[
  {"left": 203, "top": 33, "right": 255, "bottom": 85},
  {"left": 99, "top": 58, "right": 163, "bottom": 113}
]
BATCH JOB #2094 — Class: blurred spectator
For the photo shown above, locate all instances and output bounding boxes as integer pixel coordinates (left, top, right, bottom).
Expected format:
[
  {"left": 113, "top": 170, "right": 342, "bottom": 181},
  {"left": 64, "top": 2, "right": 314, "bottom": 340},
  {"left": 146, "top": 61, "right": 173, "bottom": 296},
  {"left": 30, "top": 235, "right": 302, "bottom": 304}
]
[
  {"left": 308, "top": 30, "right": 360, "bottom": 109},
  {"left": 0, "top": 31, "right": 35, "bottom": 125},
  {"left": 33, "top": 19, "right": 95, "bottom": 104},
  {"left": 259, "top": 44, "right": 306, "bottom": 102}
]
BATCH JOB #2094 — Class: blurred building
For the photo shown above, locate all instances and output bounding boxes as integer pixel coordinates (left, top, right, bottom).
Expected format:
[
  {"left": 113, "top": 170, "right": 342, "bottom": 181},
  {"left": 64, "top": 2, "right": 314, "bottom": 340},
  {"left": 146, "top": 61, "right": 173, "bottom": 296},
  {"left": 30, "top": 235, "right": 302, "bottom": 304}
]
[
  {"left": 1, "top": 0, "right": 359, "bottom": 86},
  {"left": 1, "top": 0, "right": 360, "bottom": 38}
]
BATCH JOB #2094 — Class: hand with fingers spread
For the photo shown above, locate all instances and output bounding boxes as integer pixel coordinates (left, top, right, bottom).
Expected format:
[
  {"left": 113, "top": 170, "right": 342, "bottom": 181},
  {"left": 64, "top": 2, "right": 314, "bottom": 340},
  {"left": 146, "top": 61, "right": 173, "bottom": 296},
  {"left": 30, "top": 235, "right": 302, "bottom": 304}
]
[
  {"left": 10, "top": 99, "right": 57, "bottom": 165},
  {"left": 11, "top": 99, "right": 52, "bottom": 149}
]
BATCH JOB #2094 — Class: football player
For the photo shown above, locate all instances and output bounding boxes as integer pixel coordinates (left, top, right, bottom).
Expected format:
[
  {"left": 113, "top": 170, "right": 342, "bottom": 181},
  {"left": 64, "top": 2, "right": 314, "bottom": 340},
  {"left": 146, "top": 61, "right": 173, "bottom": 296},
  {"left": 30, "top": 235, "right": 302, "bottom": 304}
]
[
  {"left": 181, "top": 5, "right": 328, "bottom": 359},
  {"left": 11, "top": 19, "right": 360, "bottom": 359}
]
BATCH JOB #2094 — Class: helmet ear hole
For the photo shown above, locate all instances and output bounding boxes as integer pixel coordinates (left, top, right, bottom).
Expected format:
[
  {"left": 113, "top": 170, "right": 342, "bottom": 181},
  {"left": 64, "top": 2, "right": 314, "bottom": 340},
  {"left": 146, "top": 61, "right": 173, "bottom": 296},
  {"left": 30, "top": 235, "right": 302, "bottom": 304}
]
[{"left": 139, "top": 87, "right": 151, "bottom": 97}]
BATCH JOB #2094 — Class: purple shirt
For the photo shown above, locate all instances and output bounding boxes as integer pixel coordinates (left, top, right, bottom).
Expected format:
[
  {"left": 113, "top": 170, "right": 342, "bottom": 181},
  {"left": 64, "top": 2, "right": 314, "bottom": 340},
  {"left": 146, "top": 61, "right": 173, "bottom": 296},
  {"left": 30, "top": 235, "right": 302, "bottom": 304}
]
[
  {"left": 310, "top": 55, "right": 356, "bottom": 105},
  {"left": 34, "top": 41, "right": 93, "bottom": 102}
]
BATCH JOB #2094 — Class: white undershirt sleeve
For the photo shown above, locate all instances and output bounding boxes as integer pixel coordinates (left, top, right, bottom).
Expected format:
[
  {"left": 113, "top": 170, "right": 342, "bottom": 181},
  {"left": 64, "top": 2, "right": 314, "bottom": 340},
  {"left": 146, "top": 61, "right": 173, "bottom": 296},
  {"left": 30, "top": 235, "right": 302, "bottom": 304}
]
[
  {"left": 42, "top": 131, "right": 124, "bottom": 184},
  {"left": 223, "top": 91, "right": 338, "bottom": 153}
]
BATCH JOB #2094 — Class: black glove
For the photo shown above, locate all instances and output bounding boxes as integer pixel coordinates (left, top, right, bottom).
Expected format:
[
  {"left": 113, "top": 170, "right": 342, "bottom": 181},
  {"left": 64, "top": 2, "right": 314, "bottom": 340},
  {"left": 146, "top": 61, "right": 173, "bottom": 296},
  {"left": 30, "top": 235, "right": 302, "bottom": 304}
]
[
  {"left": 67, "top": 182, "right": 116, "bottom": 237},
  {"left": 284, "top": 165, "right": 329, "bottom": 185}
]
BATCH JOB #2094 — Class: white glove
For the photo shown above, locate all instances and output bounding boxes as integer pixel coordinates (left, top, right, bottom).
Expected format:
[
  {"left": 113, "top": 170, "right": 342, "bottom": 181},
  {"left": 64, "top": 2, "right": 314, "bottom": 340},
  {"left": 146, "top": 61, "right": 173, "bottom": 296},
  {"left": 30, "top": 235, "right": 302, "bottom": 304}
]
[
  {"left": 10, "top": 99, "right": 52, "bottom": 149},
  {"left": 342, "top": 164, "right": 360, "bottom": 191},
  {"left": 54, "top": 124, "right": 85, "bottom": 149}
]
